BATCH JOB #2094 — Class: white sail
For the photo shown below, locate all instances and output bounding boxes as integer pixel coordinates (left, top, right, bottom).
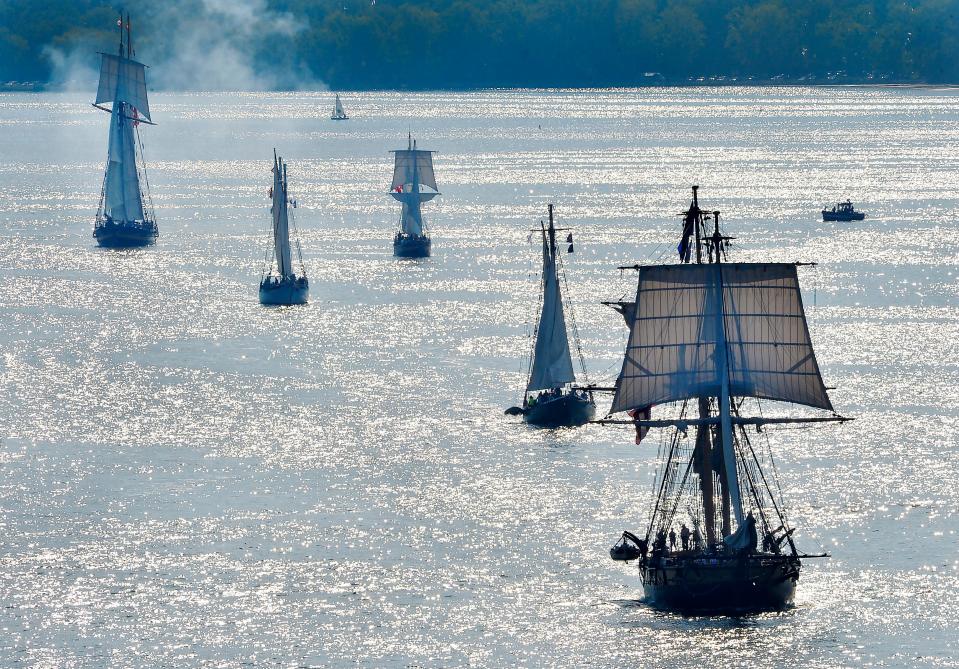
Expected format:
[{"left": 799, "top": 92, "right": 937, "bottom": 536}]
[
  {"left": 527, "top": 226, "right": 576, "bottom": 392},
  {"left": 103, "top": 101, "right": 144, "bottom": 222},
  {"left": 333, "top": 94, "right": 345, "bottom": 117},
  {"left": 611, "top": 263, "right": 832, "bottom": 413},
  {"left": 394, "top": 194, "right": 424, "bottom": 236},
  {"left": 96, "top": 53, "right": 151, "bottom": 121},
  {"left": 390, "top": 149, "right": 438, "bottom": 192},
  {"left": 272, "top": 156, "right": 293, "bottom": 278}
]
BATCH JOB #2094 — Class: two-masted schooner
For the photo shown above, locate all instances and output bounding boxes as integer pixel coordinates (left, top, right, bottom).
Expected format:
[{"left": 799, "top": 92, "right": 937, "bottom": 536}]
[
  {"left": 607, "top": 186, "right": 850, "bottom": 613},
  {"left": 259, "top": 151, "right": 309, "bottom": 305},
  {"left": 389, "top": 134, "right": 438, "bottom": 258},
  {"left": 92, "top": 15, "right": 158, "bottom": 248},
  {"left": 331, "top": 93, "right": 348, "bottom": 120},
  {"left": 506, "top": 205, "right": 595, "bottom": 427}
]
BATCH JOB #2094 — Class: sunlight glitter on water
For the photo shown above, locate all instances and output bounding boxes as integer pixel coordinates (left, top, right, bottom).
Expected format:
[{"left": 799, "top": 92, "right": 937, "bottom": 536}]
[{"left": 0, "top": 87, "right": 957, "bottom": 667}]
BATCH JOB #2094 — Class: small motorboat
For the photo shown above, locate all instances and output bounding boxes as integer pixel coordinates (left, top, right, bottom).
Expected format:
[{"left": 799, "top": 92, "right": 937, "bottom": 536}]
[{"left": 822, "top": 200, "right": 866, "bottom": 221}]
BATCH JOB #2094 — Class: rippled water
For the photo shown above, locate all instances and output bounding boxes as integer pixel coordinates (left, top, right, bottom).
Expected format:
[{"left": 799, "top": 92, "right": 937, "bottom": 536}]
[{"left": 0, "top": 87, "right": 957, "bottom": 667}]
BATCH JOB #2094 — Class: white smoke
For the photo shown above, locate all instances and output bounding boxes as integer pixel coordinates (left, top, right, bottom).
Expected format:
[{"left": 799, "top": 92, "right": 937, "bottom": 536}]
[
  {"left": 42, "top": 44, "right": 98, "bottom": 91},
  {"left": 45, "top": 0, "right": 323, "bottom": 92},
  {"left": 150, "top": 0, "right": 318, "bottom": 91}
]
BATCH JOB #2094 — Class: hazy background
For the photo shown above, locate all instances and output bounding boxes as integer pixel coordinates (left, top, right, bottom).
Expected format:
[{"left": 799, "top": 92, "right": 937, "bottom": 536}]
[{"left": 2, "top": 0, "right": 959, "bottom": 90}]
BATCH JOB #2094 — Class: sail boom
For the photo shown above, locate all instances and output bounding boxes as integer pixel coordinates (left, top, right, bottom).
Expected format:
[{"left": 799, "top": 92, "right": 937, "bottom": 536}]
[
  {"left": 91, "top": 103, "right": 156, "bottom": 124},
  {"left": 594, "top": 415, "right": 851, "bottom": 428}
]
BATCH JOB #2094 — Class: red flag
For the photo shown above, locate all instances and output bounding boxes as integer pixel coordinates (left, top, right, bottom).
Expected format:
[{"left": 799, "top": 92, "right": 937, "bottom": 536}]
[
  {"left": 627, "top": 406, "right": 652, "bottom": 444},
  {"left": 132, "top": 107, "right": 139, "bottom": 127}
]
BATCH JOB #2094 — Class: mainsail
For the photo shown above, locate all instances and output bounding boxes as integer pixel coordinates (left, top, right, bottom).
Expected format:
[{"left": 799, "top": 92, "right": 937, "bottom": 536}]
[
  {"left": 102, "top": 103, "right": 145, "bottom": 222},
  {"left": 271, "top": 154, "right": 293, "bottom": 278},
  {"left": 389, "top": 137, "right": 439, "bottom": 237},
  {"left": 611, "top": 262, "right": 832, "bottom": 413},
  {"left": 333, "top": 94, "right": 346, "bottom": 118},
  {"left": 527, "top": 214, "right": 576, "bottom": 393}
]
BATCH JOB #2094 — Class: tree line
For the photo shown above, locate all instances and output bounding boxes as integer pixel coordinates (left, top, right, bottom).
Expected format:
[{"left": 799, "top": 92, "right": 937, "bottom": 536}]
[{"left": 2, "top": 0, "right": 957, "bottom": 88}]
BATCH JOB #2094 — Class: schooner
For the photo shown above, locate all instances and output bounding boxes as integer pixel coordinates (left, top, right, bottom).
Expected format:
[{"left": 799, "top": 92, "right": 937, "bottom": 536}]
[
  {"left": 259, "top": 151, "right": 309, "bottom": 305},
  {"left": 389, "top": 134, "right": 438, "bottom": 258},
  {"left": 92, "top": 14, "right": 158, "bottom": 247},
  {"left": 607, "top": 186, "right": 850, "bottom": 612},
  {"left": 506, "top": 204, "right": 595, "bottom": 427}
]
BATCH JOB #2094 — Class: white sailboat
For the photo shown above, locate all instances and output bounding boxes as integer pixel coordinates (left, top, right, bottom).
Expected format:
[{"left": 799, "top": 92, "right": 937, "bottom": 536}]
[
  {"left": 506, "top": 204, "right": 595, "bottom": 427},
  {"left": 92, "top": 14, "right": 158, "bottom": 247},
  {"left": 259, "top": 151, "right": 309, "bottom": 305},
  {"left": 331, "top": 93, "right": 348, "bottom": 120},
  {"left": 389, "top": 134, "right": 438, "bottom": 258}
]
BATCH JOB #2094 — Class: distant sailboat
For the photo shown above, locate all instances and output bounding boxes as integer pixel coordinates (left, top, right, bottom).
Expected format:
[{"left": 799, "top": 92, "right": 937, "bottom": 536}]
[
  {"left": 506, "top": 204, "right": 596, "bottom": 427},
  {"left": 92, "top": 14, "right": 158, "bottom": 248},
  {"left": 259, "top": 151, "right": 309, "bottom": 306},
  {"left": 331, "top": 93, "right": 349, "bottom": 120},
  {"left": 606, "top": 186, "right": 850, "bottom": 613},
  {"left": 389, "top": 134, "right": 438, "bottom": 258}
]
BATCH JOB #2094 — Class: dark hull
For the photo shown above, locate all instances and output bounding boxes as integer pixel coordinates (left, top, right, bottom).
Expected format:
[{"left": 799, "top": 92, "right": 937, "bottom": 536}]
[
  {"left": 641, "top": 554, "right": 800, "bottom": 614},
  {"left": 94, "top": 220, "right": 158, "bottom": 248},
  {"left": 524, "top": 394, "right": 595, "bottom": 428},
  {"left": 822, "top": 210, "right": 865, "bottom": 221},
  {"left": 394, "top": 234, "right": 431, "bottom": 258},
  {"left": 259, "top": 278, "right": 309, "bottom": 305}
]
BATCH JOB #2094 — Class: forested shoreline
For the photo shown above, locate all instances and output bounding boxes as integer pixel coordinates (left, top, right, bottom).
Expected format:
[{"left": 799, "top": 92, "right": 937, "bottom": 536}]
[{"left": 2, "top": 0, "right": 957, "bottom": 90}]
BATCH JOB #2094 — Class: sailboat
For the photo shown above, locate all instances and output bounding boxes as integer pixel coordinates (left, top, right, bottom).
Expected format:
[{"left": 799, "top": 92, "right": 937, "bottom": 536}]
[
  {"left": 259, "top": 151, "right": 309, "bottom": 306},
  {"left": 606, "top": 186, "right": 850, "bottom": 613},
  {"left": 331, "top": 93, "right": 349, "bottom": 120},
  {"left": 389, "top": 134, "right": 438, "bottom": 258},
  {"left": 92, "top": 14, "right": 158, "bottom": 248},
  {"left": 506, "top": 204, "right": 596, "bottom": 428}
]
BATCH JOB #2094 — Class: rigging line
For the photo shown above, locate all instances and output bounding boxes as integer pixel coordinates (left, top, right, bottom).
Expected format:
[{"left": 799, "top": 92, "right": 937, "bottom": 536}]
[
  {"left": 523, "top": 229, "right": 545, "bottom": 392},
  {"left": 134, "top": 121, "right": 156, "bottom": 220},
  {"left": 556, "top": 242, "right": 589, "bottom": 383},
  {"left": 735, "top": 425, "right": 775, "bottom": 538},
  {"left": 663, "top": 448, "right": 697, "bottom": 532},
  {"left": 741, "top": 423, "right": 793, "bottom": 539},
  {"left": 644, "top": 399, "right": 688, "bottom": 542},
  {"left": 755, "top": 397, "right": 789, "bottom": 522}
]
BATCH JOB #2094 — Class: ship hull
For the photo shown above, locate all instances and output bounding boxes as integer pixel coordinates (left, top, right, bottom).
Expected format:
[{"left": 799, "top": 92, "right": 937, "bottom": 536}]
[
  {"left": 394, "top": 234, "right": 431, "bottom": 258},
  {"left": 259, "top": 277, "right": 309, "bottom": 305},
  {"left": 94, "top": 220, "right": 158, "bottom": 248},
  {"left": 524, "top": 394, "right": 595, "bottom": 428},
  {"left": 822, "top": 210, "right": 865, "bottom": 221},
  {"left": 641, "top": 554, "right": 800, "bottom": 614}
]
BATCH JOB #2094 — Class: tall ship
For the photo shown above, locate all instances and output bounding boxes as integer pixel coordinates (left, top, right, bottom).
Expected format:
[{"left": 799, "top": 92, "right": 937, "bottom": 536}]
[
  {"left": 259, "top": 151, "right": 309, "bottom": 306},
  {"left": 506, "top": 205, "right": 595, "bottom": 428},
  {"left": 92, "top": 14, "right": 158, "bottom": 248},
  {"left": 389, "top": 134, "right": 438, "bottom": 258},
  {"left": 331, "top": 93, "right": 349, "bottom": 120},
  {"left": 607, "top": 186, "right": 849, "bottom": 613},
  {"left": 822, "top": 200, "right": 866, "bottom": 221}
]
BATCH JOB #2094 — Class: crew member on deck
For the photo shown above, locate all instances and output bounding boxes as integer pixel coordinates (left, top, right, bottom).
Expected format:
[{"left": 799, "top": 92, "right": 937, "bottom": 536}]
[
  {"left": 680, "top": 524, "right": 690, "bottom": 551},
  {"left": 668, "top": 528, "right": 677, "bottom": 551}
]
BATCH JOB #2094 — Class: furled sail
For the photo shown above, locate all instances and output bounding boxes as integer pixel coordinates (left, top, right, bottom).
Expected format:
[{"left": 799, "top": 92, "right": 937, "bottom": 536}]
[
  {"left": 103, "top": 104, "right": 144, "bottom": 222},
  {"left": 527, "top": 228, "right": 576, "bottom": 392},
  {"left": 611, "top": 263, "right": 832, "bottom": 413},
  {"left": 272, "top": 156, "right": 293, "bottom": 278},
  {"left": 96, "top": 53, "right": 151, "bottom": 121}
]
